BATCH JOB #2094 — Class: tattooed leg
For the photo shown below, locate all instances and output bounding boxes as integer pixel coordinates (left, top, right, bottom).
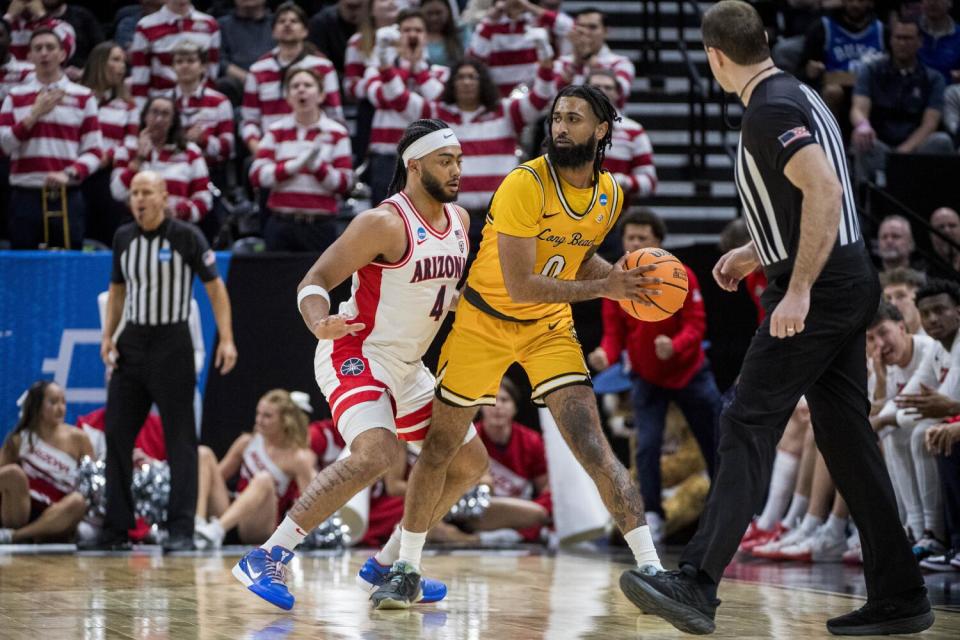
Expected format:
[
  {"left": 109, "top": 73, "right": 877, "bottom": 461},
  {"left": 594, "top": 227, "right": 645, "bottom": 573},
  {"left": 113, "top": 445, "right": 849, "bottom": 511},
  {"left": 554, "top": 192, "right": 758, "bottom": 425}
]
[
  {"left": 287, "top": 429, "right": 401, "bottom": 530},
  {"left": 543, "top": 384, "right": 646, "bottom": 532}
]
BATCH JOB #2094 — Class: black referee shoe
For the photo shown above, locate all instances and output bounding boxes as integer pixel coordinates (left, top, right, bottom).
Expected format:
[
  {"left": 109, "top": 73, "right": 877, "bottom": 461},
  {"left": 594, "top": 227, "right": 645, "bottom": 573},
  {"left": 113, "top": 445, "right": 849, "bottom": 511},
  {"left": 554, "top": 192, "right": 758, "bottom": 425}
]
[
  {"left": 619, "top": 565, "right": 719, "bottom": 635},
  {"left": 370, "top": 561, "right": 422, "bottom": 610},
  {"left": 826, "top": 587, "right": 934, "bottom": 636}
]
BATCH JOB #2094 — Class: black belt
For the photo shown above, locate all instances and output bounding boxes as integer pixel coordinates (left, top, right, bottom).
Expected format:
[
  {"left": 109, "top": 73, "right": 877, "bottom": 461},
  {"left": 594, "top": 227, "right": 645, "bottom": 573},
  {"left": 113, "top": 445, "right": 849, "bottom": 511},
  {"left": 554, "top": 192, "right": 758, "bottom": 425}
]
[{"left": 271, "top": 211, "right": 336, "bottom": 224}]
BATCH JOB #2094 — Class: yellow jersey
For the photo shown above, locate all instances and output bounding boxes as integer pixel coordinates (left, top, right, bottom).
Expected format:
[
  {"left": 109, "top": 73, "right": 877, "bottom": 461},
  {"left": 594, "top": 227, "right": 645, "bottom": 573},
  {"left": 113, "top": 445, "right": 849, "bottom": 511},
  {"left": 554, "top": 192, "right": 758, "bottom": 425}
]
[{"left": 464, "top": 155, "right": 624, "bottom": 321}]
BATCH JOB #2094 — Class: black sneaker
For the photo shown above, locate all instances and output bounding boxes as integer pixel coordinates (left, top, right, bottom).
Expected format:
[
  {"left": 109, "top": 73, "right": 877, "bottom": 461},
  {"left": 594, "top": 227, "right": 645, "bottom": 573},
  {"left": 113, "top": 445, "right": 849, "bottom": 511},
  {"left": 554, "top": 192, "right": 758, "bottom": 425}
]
[
  {"left": 370, "top": 560, "right": 423, "bottom": 610},
  {"left": 77, "top": 532, "right": 132, "bottom": 552},
  {"left": 619, "top": 565, "right": 719, "bottom": 635},
  {"left": 826, "top": 587, "right": 934, "bottom": 636},
  {"left": 162, "top": 535, "right": 196, "bottom": 553}
]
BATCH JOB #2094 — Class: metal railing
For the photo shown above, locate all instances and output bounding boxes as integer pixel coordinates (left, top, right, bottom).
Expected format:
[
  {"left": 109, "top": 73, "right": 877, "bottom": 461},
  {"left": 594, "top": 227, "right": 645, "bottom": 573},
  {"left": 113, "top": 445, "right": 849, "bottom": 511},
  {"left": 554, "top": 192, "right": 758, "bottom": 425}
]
[{"left": 638, "top": 0, "right": 662, "bottom": 69}]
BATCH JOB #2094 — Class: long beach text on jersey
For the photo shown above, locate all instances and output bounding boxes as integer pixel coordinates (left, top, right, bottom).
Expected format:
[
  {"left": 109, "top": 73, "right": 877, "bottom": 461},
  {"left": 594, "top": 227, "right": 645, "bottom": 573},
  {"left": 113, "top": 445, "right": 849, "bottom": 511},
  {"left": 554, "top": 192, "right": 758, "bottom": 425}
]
[{"left": 336, "top": 191, "right": 469, "bottom": 364}]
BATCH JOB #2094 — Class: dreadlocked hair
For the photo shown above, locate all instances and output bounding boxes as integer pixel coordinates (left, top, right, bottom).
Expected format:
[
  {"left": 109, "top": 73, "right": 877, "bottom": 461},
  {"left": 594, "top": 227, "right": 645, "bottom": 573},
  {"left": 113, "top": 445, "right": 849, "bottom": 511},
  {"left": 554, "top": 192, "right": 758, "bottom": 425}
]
[
  {"left": 387, "top": 118, "right": 450, "bottom": 196},
  {"left": 550, "top": 84, "right": 621, "bottom": 179}
]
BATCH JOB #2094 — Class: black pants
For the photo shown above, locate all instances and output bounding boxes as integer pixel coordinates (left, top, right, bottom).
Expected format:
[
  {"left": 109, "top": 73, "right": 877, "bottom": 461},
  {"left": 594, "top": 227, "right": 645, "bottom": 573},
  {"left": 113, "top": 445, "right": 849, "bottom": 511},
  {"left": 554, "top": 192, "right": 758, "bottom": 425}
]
[
  {"left": 937, "top": 448, "right": 960, "bottom": 550},
  {"left": 103, "top": 323, "right": 197, "bottom": 539},
  {"left": 679, "top": 264, "right": 924, "bottom": 601},
  {"left": 8, "top": 186, "right": 85, "bottom": 249},
  {"left": 82, "top": 167, "right": 131, "bottom": 247},
  {"left": 263, "top": 214, "right": 338, "bottom": 253}
]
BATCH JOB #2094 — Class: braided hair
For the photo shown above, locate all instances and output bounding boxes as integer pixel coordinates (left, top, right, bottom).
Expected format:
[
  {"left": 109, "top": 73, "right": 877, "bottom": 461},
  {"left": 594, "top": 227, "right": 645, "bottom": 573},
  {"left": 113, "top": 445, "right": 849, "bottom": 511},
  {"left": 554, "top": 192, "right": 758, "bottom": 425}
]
[
  {"left": 549, "top": 84, "right": 621, "bottom": 179},
  {"left": 387, "top": 118, "right": 450, "bottom": 196}
]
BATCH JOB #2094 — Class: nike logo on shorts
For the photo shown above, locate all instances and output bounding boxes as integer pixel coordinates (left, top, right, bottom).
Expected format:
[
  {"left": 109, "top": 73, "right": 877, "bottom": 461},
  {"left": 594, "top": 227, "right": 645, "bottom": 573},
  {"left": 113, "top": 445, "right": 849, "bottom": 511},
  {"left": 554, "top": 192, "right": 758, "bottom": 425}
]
[{"left": 548, "top": 320, "right": 561, "bottom": 330}]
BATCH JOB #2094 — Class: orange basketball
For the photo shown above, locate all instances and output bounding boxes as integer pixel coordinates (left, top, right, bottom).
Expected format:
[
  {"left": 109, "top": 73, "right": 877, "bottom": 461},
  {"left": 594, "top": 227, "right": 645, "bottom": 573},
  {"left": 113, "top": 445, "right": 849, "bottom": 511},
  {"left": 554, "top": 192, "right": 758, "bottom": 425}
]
[{"left": 618, "top": 248, "right": 689, "bottom": 321}]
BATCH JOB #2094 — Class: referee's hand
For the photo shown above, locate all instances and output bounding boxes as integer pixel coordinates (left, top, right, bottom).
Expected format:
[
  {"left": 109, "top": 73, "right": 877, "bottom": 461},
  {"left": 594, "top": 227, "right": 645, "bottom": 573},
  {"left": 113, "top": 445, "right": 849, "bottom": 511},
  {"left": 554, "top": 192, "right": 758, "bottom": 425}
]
[
  {"left": 100, "top": 336, "right": 118, "bottom": 368},
  {"left": 215, "top": 340, "right": 238, "bottom": 375},
  {"left": 769, "top": 289, "right": 810, "bottom": 339}
]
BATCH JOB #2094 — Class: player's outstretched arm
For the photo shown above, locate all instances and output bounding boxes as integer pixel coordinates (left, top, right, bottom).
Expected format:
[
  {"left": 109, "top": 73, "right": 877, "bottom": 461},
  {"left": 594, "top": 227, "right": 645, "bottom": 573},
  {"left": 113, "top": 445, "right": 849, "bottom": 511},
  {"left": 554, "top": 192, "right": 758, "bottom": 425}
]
[
  {"left": 298, "top": 207, "right": 407, "bottom": 340},
  {"left": 499, "top": 233, "right": 660, "bottom": 304}
]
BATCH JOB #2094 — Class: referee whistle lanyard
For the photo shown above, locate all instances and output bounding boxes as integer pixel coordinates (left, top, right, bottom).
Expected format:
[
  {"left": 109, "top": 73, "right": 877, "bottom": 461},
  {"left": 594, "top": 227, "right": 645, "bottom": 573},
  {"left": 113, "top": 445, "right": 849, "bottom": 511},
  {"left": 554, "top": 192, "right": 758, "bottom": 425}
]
[{"left": 723, "top": 65, "right": 778, "bottom": 131}]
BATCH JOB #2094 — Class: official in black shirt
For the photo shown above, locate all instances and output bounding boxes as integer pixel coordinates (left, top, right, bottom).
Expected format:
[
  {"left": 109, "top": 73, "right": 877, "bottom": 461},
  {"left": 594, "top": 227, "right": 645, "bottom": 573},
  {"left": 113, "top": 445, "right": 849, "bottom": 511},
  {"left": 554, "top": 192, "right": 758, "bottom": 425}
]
[
  {"left": 620, "top": 2, "right": 932, "bottom": 637},
  {"left": 96, "top": 171, "right": 238, "bottom": 552}
]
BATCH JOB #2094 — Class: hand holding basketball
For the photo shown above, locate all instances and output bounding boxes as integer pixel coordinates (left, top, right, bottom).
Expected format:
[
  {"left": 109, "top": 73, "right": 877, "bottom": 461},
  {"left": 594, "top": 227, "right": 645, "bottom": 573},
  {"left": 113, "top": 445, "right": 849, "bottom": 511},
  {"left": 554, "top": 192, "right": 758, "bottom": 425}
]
[
  {"left": 616, "top": 248, "right": 689, "bottom": 322},
  {"left": 311, "top": 314, "right": 367, "bottom": 341},
  {"left": 605, "top": 253, "right": 660, "bottom": 302}
]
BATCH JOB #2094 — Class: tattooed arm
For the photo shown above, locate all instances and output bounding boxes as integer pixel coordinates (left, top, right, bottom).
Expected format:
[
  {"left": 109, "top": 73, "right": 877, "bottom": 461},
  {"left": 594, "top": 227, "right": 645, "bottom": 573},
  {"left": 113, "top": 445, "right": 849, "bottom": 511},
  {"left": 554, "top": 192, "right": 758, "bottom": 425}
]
[
  {"left": 499, "top": 234, "right": 659, "bottom": 304},
  {"left": 575, "top": 247, "right": 614, "bottom": 281}
]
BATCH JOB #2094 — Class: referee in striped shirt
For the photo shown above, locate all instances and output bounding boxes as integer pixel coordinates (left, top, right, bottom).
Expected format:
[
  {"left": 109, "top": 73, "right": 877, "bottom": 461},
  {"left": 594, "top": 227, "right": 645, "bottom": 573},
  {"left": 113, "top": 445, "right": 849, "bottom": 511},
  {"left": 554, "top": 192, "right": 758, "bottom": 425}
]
[
  {"left": 620, "top": 2, "right": 933, "bottom": 636},
  {"left": 96, "top": 171, "right": 237, "bottom": 552}
]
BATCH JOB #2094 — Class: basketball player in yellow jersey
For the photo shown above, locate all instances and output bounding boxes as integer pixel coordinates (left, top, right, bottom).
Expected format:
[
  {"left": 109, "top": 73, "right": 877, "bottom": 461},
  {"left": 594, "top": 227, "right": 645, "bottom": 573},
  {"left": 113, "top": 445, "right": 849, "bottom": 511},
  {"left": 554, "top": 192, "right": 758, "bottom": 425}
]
[{"left": 371, "top": 85, "right": 667, "bottom": 610}]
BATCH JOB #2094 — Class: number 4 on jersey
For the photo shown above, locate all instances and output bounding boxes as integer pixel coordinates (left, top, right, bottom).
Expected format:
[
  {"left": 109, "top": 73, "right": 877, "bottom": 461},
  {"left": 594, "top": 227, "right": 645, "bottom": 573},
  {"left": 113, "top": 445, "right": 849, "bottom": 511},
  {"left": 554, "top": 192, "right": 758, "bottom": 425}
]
[{"left": 429, "top": 285, "right": 447, "bottom": 321}]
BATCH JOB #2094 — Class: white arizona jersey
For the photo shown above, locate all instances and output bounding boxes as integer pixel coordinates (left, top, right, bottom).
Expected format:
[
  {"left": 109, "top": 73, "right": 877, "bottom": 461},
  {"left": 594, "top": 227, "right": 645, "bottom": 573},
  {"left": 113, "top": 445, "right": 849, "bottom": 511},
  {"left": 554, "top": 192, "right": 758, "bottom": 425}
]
[
  {"left": 337, "top": 191, "right": 469, "bottom": 364},
  {"left": 18, "top": 432, "right": 78, "bottom": 507}
]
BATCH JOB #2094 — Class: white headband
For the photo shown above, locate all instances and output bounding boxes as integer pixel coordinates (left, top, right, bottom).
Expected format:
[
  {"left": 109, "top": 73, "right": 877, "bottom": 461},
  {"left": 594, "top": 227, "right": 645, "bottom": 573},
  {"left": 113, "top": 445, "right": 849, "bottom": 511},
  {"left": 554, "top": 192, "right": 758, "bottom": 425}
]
[{"left": 401, "top": 128, "right": 460, "bottom": 165}]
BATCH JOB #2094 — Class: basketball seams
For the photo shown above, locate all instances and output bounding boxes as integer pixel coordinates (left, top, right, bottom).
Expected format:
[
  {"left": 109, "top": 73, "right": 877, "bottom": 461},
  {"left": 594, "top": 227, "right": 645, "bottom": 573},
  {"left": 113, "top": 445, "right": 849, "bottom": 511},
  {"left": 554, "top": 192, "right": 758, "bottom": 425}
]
[{"left": 619, "top": 247, "right": 688, "bottom": 320}]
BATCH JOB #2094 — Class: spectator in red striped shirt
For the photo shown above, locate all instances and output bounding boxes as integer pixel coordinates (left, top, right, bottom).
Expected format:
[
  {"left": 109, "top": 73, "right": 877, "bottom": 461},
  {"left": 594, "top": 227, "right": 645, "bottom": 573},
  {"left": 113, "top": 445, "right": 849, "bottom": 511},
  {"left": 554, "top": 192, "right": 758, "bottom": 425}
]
[
  {"left": 376, "top": 55, "right": 558, "bottom": 249},
  {"left": 81, "top": 41, "right": 139, "bottom": 246},
  {"left": 587, "top": 208, "right": 719, "bottom": 542},
  {"left": 111, "top": 96, "right": 213, "bottom": 225},
  {"left": 0, "top": 18, "right": 33, "bottom": 104},
  {"left": 364, "top": 10, "right": 450, "bottom": 204},
  {"left": 467, "top": 0, "right": 573, "bottom": 97},
  {"left": 249, "top": 67, "right": 354, "bottom": 252},
  {"left": 3, "top": 0, "right": 75, "bottom": 64},
  {"left": 129, "top": 0, "right": 220, "bottom": 106},
  {"left": 169, "top": 41, "right": 234, "bottom": 188},
  {"left": 341, "top": 0, "right": 401, "bottom": 165},
  {"left": 0, "top": 28, "right": 101, "bottom": 249},
  {"left": 241, "top": 2, "right": 345, "bottom": 156},
  {"left": 587, "top": 68, "right": 657, "bottom": 200},
  {"left": 0, "top": 17, "right": 33, "bottom": 243},
  {"left": 556, "top": 7, "right": 636, "bottom": 110}
]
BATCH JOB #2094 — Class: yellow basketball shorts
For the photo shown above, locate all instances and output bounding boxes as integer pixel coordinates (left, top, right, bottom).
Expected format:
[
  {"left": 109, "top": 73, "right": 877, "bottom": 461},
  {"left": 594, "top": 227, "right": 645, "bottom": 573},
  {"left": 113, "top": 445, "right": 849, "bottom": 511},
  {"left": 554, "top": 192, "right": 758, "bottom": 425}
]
[{"left": 435, "top": 295, "right": 591, "bottom": 407}]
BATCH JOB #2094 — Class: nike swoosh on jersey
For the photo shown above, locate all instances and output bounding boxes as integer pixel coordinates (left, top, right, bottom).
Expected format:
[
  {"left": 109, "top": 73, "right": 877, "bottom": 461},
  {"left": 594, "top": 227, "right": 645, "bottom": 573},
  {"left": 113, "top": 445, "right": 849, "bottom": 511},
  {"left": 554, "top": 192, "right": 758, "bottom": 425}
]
[
  {"left": 543, "top": 211, "right": 561, "bottom": 218},
  {"left": 548, "top": 320, "right": 561, "bottom": 330}
]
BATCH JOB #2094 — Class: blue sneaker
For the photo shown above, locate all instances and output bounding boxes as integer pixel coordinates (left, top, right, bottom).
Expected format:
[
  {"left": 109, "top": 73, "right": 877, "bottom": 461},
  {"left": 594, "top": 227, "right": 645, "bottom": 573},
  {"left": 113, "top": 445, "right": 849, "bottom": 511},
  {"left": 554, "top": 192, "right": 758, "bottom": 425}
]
[
  {"left": 357, "top": 556, "right": 447, "bottom": 603},
  {"left": 232, "top": 546, "right": 296, "bottom": 610}
]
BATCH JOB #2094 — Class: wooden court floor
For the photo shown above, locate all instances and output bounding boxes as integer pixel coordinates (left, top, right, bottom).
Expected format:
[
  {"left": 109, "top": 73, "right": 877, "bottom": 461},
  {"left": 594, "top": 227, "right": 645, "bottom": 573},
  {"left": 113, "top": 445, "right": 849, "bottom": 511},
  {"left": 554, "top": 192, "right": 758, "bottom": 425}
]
[{"left": 0, "top": 547, "right": 958, "bottom": 639}]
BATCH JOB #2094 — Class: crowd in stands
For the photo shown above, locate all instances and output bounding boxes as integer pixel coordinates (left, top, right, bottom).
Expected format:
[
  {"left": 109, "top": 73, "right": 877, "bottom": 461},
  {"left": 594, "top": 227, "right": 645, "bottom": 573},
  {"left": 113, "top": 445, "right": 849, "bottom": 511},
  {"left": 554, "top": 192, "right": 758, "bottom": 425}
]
[{"left": 0, "top": 0, "right": 652, "bottom": 253}]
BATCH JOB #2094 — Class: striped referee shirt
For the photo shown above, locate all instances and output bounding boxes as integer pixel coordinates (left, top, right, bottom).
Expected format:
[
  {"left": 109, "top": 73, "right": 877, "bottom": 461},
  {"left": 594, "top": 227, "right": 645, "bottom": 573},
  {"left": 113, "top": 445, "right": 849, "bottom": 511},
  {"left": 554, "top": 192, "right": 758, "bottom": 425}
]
[
  {"left": 111, "top": 218, "right": 218, "bottom": 326},
  {"left": 735, "top": 72, "right": 864, "bottom": 281}
]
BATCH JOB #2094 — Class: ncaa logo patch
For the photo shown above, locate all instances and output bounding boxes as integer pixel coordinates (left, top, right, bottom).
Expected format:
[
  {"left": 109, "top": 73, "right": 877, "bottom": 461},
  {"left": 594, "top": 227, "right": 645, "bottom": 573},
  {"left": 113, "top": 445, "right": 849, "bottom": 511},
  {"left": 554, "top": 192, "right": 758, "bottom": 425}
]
[
  {"left": 158, "top": 248, "right": 172, "bottom": 262},
  {"left": 340, "top": 358, "right": 365, "bottom": 376},
  {"left": 599, "top": 193, "right": 608, "bottom": 206},
  {"left": 417, "top": 227, "right": 427, "bottom": 242}
]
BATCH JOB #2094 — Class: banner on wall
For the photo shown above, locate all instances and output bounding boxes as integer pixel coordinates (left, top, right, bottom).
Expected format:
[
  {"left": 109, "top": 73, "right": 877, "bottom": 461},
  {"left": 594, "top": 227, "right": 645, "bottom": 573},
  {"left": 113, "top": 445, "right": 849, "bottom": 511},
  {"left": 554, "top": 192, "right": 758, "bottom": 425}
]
[{"left": 0, "top": 251, "right": 230, "bottom": 440}]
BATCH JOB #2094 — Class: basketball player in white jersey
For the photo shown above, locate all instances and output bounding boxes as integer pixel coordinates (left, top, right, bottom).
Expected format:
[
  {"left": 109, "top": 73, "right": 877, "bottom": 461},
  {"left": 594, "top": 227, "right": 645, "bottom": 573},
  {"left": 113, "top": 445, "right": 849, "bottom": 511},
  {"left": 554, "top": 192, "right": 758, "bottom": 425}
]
[{"left": 232, "top": 119, "right": 489, "bottom": 611}]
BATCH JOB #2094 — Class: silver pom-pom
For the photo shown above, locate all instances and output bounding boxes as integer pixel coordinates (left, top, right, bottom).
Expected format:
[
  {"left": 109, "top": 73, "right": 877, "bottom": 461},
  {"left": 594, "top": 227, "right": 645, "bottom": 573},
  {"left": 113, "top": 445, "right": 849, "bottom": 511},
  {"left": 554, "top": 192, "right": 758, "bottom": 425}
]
[
  {"left": 75, "top": 456, "right": 107, "bottom": 523},
  {"left": 132, "top": 460, "right": 170, "bottom": 528},
  {"left": 445, "top": 484, "right": 491, "bottom": 523},
  {"left": 301, "top": 512, "right": 351, "bottom": 549}
]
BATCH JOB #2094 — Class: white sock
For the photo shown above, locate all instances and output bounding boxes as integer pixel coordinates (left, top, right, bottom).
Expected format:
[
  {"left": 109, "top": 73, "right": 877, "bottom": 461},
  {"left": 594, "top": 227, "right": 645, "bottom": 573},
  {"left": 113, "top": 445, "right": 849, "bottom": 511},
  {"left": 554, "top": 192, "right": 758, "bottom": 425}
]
[
  {"left": 799, "top": 513, "right": 824, "bottom": 536},
  {"left": 375, "top": 527, "right": 402, "bottom": 566},
  {"left": 781, "top": 494, "right": 809, "bottom": 528},
  {"left": 260, "top": 515, "right": 309, "bottom": 552},
  {"left": 756, "top": 451, "right": 799, "bottom": 531},
  {"left": 625, "top": 525, "right": 663, "bottom": 570},
  {"left": 397, "top": 528, "right": 427, "bottom": 571},
  {"left": 824, "top": 514, "right": 847, "bottom": 540}
]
